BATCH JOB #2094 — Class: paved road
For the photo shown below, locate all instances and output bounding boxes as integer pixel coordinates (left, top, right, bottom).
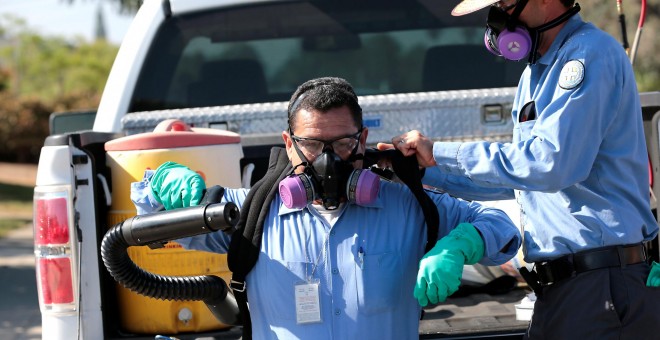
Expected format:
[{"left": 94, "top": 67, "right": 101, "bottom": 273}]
[
  {"left": 0, "top": 162, "right": 40, "bottom": 339},
  {"left": 0, "top": 224, "right": 41, "bottom": 340}
]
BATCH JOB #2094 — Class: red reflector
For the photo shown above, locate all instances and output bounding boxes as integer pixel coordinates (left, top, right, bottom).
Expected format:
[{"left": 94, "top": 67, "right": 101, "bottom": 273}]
[
  {"left": 35, "top": 197, "right": 70, "bottom": 245},
  {"left": 38, "top": 257, "right": 74, "bottom": 304}
]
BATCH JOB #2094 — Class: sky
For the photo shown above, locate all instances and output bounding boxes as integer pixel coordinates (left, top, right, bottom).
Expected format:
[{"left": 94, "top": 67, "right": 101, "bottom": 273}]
[{"left": 0, "top": 0, "right": 135, "bottom": 44}]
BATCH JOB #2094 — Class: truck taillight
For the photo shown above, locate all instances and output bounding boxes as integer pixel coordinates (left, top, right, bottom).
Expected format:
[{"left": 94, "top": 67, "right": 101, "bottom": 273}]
[
  {"left": 35, "top": 197, "right": 70, "bottom": 245},
  {"left": 33, "top": 188, "right": 78, "bottom": 314},
  {"left": 38, "top": 257, "right": 74, "bottom": 304}
]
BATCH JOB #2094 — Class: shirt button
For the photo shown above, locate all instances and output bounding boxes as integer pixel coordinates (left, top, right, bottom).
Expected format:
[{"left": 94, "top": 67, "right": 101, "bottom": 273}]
[
  {"left": 334, "top": 309, "right": 341, "bottom": 316},
  {"left": 332, "top": 268, "right": 338, "bottom": 275}
]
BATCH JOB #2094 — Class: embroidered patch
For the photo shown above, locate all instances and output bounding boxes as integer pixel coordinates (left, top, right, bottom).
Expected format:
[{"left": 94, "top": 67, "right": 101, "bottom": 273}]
[{"left": 558, "top": 60, "right": 585, "bottom": 90}]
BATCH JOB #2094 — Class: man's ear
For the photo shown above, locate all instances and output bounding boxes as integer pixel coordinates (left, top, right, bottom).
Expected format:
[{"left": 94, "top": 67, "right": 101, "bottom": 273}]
[
  {"left": 361, "top": 127, "right": 369, "bottom": 143},
  {"left": 282, "top": 130, "right": 292, "bottom": 146},
  {"left": 282, "top": 130, "right": 295, "bottom": 159},
  {"left": 359, "top": 127, "right": 369, "bottom": 151}
]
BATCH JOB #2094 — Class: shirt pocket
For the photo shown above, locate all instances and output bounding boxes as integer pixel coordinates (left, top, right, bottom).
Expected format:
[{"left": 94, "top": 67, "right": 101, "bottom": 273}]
[
  {"left": 354, "top": 251, "right": 403, "bottom": 315},
  {"left": 514, "top": 119, "right": 537, "bottom": 142},
  {"left": 264, "top": 260, "right": 312, "bottom": 321}
]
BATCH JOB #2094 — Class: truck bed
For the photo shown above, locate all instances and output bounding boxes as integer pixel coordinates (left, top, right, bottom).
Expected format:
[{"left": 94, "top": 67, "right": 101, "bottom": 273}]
[
  {"left": 420, "top": 286, "right": 529, "bottom": 339},
  {"left": 110, "top": 286, "right": 530, "bottom": 340}
]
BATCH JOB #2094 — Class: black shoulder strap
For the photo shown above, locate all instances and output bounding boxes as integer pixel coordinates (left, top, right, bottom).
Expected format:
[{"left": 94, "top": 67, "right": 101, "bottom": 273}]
[
  {"left": 363, "top": 148, "right": 440, "bottom": 253},
  {"left": 389, "top": 151, "right": 439, "bottom": 252},
  {"left": 227, "top": 146, "right": 291, "bottom": 340}
]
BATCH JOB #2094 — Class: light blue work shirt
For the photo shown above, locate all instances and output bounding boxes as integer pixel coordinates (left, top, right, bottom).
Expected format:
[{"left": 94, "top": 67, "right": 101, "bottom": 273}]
[
  {"left": 425, "top": 14, "right": 657, "bottom": 263},
  {"left": 169, "top": 180, "right": 519, "bottom": 339}
]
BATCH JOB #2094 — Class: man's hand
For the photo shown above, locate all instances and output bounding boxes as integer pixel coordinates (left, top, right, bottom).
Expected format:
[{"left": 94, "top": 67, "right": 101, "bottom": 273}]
[
  {"left": 150, "top": 161, "right": 206, "bottom": 210},
  {"left": 414, "top": 223, "right": 485, "bottom": 306},
  {"left": 376, "top": 130, "right": 437, "bottom": 168}
]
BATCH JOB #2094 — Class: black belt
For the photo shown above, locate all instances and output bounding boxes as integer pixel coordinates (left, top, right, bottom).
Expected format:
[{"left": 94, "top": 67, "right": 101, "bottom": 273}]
[{"left": 520, "top": 244, "right": 647, "bottom": 292}]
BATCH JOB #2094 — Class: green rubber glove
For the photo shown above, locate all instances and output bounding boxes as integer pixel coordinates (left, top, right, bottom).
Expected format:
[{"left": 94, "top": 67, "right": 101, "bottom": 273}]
[
  {"left": 149, "top": 161, "right": 206, "bottom": 210},
  {"left": 414, "top": 223, "right": 485, "bottom": 306},
  {"left": 647, "top": 261, "right": 660, "bottom": 287}
]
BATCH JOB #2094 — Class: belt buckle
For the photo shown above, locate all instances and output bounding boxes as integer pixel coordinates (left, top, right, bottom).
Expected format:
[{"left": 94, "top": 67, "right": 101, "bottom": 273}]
[
  {"left": 535, "top": 261, "right": 556, "bottom": 286},
  {"left": 536, "top": 256, "right": 575, "bottom": 286},
  {"left": 618, "top": 244, "right": 647, "bottom": 267}
]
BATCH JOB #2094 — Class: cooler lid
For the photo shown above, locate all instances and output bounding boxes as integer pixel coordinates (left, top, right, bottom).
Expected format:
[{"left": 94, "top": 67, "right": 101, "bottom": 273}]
[{"left": 105, "top": 119, "right": 241, "bottom": 151}]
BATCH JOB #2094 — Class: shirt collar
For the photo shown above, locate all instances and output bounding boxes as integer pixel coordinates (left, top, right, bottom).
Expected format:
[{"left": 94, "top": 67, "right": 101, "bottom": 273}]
[{"left": 537, "top": 13, "right": 583, "bottom": 65}]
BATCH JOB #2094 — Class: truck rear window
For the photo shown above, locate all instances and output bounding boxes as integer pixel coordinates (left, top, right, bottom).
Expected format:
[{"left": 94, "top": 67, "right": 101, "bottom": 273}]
[{"left": 129, "top": 0, "right": 526, "bottom": 112}]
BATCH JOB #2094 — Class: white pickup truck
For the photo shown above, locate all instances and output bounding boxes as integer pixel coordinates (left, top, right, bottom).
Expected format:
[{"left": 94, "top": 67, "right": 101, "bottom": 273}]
[{"left": 33, "top": 0, "right": 660, "bottom": 339}]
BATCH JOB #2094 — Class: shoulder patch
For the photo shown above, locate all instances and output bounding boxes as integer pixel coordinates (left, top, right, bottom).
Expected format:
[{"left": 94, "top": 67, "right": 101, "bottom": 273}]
[{"left": 558, "top": 59, "right": 585, "bottom": 90}]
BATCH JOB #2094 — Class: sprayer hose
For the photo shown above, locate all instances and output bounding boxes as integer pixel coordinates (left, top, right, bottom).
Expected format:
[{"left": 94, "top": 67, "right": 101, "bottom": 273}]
[{"left": 101, "top": 223, "right": 228, "bottom": 302}]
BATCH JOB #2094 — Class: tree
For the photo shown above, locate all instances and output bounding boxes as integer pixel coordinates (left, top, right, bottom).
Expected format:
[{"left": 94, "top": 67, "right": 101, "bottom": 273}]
[
  {"left": 0, "top": 14, "right": 119, "bottom": 162},
  {"left": 95, "top": 4, "right": 108, "bottom": 41},
  {"left": 0, "top": 14, "right": 118, "bottom": 102},
  {"left": 64, "top": 0, "right": 143, "bottom": 14}
]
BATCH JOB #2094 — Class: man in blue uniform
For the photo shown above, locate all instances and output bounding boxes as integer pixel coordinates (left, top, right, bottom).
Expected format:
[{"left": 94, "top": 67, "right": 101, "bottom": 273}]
[
  {"left": 383, "top": 0, "right": 660, "bottom": 338},
  {"left": 135, "top": 77, "right": 521, "bottom": 339}
]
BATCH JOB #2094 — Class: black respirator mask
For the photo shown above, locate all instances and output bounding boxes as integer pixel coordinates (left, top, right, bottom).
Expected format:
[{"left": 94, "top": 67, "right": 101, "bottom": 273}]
[
  {"left": 279, "top": 137, "right": 379, "bottom": 210},
  {"left": 484, "top": 0, "right": 581, "bottom": 64}
]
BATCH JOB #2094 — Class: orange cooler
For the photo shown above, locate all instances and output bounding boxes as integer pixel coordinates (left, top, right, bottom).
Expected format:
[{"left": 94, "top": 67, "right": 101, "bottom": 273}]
[{"left": 104, "top": 119, "right": 242, "bottom": 334}]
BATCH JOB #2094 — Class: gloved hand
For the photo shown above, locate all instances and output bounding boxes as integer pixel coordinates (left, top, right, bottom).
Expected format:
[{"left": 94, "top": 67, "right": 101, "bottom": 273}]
[
  {"left": 647, "top": 261, "right": 660, "bottom": 287},
  {"left": 150, "top": 161, "right": 206, "bottom": 210},
  {"left": 414, "top": 223, "right": 485, "bottom": 306}
]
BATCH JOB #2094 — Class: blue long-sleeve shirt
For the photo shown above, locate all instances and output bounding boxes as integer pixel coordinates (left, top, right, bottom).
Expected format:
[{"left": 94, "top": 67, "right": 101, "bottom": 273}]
[
  {"left": 138, "top": 178, "right": 519, "bottom": 339},
  {"left": 424, "top": 14, "right": 657, "bottom": 263}
]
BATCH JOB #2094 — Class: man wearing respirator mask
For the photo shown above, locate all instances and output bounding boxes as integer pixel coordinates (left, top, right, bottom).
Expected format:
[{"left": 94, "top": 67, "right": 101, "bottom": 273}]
[
  {"left": 133, "top": 77, "right": 521, "bottom": 339},
  {"left": 383, "top": 0, "right": 660, "bottom": 338}
]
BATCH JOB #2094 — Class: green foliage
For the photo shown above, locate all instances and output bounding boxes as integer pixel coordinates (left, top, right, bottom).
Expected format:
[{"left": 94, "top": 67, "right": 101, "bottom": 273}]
[
  {"left": 0, "top": 14, "right": 116, "bottom": 162},
  {"left": 113, "top": 0, "right": 143, "bottom": 14},
  {"left": 0, "top": 15, "right": 119, "bottom": 102},
  {"left": 64, "top": 0, "right": 143, "bottom": 14},
  {"left": 0, "top": 182, "right": 33, "bottom": 202},
  {"left": 0, "top": 219, "right": 30, "bottom": 238},
  {"left": 0, "top": 93, "right": 51, "bottom": 162},
  {"left": 0, "top": 182, "right": 33, "bottom": 237},
  {"left": 0, "top": 91, "right": 102, "bottom": 162}
]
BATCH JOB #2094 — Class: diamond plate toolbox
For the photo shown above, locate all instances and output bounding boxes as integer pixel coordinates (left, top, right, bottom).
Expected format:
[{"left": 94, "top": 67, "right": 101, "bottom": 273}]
[{"left": 122, "top": 87, "right": 516, "bottom": 145}]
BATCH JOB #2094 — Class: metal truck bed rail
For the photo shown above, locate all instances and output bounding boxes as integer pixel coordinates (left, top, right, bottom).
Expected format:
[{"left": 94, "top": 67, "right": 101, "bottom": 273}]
[{"left": 122, "top": 88, "right": 517, "bottom": 145}]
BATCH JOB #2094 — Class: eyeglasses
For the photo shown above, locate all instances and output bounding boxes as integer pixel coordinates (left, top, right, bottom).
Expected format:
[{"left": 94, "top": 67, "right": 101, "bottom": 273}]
[
  {"left": 290, "top": 129, "right": 363, "bottom": 160},
  {"left": 492, "top": 0, "right": 519, "bottom": 12}
]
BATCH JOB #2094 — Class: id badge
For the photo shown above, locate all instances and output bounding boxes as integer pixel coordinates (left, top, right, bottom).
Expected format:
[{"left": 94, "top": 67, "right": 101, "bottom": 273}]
[{"left": 294, "top": 279, "right": 322, "bottom": 324}]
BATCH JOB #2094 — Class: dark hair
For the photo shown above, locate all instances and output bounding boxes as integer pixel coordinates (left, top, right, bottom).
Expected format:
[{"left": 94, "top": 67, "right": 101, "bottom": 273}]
[
  {"left": 561, "top": 0, "right": 575, "bottom": 7},
  {"left": 287, "top": 77, "right": 362, "bottom": 131}
]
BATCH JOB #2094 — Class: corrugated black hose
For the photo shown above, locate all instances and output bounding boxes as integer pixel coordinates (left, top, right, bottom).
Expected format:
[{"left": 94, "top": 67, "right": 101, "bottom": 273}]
[{"left": 100, "top": 202, "right": 242, "bottom": 326}]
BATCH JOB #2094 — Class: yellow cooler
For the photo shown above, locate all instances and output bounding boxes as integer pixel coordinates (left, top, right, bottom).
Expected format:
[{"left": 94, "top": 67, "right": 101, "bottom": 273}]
[{"left": 104, "top": 119, "right": 242, "bottom": 334}]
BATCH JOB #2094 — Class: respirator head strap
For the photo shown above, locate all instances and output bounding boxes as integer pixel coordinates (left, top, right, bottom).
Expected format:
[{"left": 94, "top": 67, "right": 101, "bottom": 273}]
[
  {"left": 526, "top": 3, "right": 581, "bottom": 64},
  {"left": 533, "top": 3, "right": 581, "bottom": 34},
  {"left": 505, "top": 0, "right": 528, "bottom": 31},
  {"left": 288, "top": 127, "right": 314, "bottom": 166}
]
